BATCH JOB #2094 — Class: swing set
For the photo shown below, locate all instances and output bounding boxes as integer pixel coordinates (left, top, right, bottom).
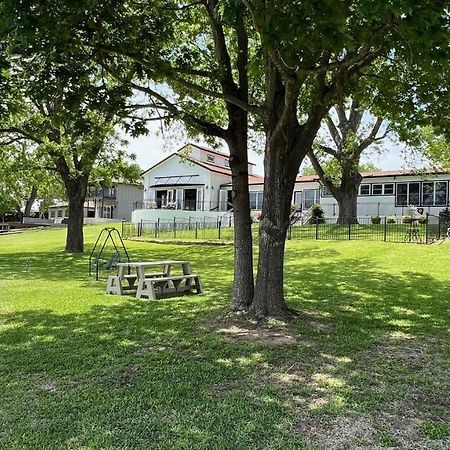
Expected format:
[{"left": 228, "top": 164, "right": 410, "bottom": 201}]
[{"left": 89, "top": 227, "right": 130, "bottom": 281}]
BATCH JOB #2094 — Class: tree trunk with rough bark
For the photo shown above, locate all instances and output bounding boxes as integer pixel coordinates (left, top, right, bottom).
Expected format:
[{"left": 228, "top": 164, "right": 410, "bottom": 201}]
[
  {"left": 336, "top": 170, "right": 362, "bottom": 224},
  {"left": 337, "top": 188, "right": 359, "bottom": 224},
  {"left": 24, "top": 186, "right": 38, "bottom": 217},
  {"left": 251, "top": 132, "right": 301, "bottom": 318},
  {"left": 227, "top": 115, "right": 254, "bottom": 310},
  {"left": 64, "top": 176, "right": 88, "bottom": 253}
]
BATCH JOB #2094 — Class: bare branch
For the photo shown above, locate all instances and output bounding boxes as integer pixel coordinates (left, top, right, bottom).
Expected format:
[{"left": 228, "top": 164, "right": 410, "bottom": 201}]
[
  {"left": 0, "top": 127, "right": 43, "bottom": 145},
  {"left": 319, "top": 144, "right": 339, "bottom": 159},
  {"left": 325, "top": 115, "right": 342, "bottom": 149}
]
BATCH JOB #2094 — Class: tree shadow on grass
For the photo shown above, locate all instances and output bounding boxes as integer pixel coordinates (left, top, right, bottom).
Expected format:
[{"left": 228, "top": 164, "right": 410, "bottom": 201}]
[{"left": 1, "top": 242, "right": 449, "bottom": 448}]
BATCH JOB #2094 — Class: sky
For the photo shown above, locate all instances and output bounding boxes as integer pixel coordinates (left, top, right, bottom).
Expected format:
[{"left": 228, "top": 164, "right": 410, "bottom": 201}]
[{"left": 124, "top": 122, "right": 422, "bottom": 177}]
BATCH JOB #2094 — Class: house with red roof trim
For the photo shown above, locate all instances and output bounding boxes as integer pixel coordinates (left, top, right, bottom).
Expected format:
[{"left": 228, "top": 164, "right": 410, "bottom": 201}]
[{"left": 136, "top": 144, "right": 262, "bottom": 221}]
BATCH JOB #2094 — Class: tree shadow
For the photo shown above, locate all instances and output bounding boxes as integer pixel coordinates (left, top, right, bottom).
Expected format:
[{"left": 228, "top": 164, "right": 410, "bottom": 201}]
[{"left": 1, "top": 240, "right": 449, "bottom": 448}]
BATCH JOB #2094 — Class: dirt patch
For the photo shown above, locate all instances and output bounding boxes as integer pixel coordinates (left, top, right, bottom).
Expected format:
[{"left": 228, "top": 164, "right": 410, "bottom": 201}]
[
  {"left": 40, "top": 381, "right": 58, "bottom": 393},
  {"left": 200, "top": 314, "right": 300, "bottom": 346},
  {"left": 208, "top": 382, "right": 240, "bottom": 396},
  {"left": 216, "top": 325, "right": 297, "bottom": 346},
  {"left": 295, "top": 412, "right": 450, "bottom": 450},
  {"left": 119, "top": 365, "right": 142, "bottom": 387}
]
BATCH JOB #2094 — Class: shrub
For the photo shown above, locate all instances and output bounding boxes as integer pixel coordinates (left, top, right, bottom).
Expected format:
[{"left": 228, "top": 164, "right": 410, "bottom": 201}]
[
  {"left": 371, "top": 215, "right": 381, "bottom": 224},
  {"left": 418, "top": 214, "right": 428, "bottom": 224},
  {"left": 291, "top": 203, "right": 298, "bottom": 213},
  {"left": 311, "top": 203, "right": 324, "bottom": 218},
  {"left": 311, "top": 204, "right": 325, "bottom": 223},
  {"left": 402, "top": 215, "right": 412, "bottom": 224},
  {"left": 386, "top": 216, "right": 396, "bottom": 224}
]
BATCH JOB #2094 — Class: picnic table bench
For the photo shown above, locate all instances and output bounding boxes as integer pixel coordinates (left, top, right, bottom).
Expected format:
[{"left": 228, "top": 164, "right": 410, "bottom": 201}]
[{"left": 106, "top": 260, "right": 203, "bottom": 299}]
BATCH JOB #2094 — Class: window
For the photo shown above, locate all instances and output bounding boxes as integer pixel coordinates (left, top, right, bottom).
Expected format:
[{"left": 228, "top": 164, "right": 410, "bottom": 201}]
[
  {"left": 207, "top": 154, "right": 215, "bottom": 163},
  {"left": 371, "top": 183, "right": 394, "bottom": 195},
  {"left": 249, "top": 191, "right": 263, "bottom": 210},
  {"left": 372, "top": 184, "right": 383, "bottom": 195},
  {"left": 49, "top": 210, "right": 55, "bottom": 218},
  {"left": 359, "top": 184, "right": 371, "bottom": 195},
  {"left": 422, "top": 181, "right": 447, "bottom": 206},
  {"left": 294, "top": 191, "right": 302, "bottom": 207},
  {"left": 396, "top": 182, "right": 420, "bottom": 206},
  {"left": 304, "top": 189, "right": 319, "bottom": 208},
  {"left": 57, "top": 209, "right": 63, "bottom": 218}
]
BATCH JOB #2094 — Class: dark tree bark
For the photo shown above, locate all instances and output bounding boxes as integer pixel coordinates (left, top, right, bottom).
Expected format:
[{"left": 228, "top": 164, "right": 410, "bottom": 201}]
[
  {"left": 251, "top": 70, "right": 328, "bottom": 317},
  {"left": 24, "top": 185, "right": 38, "bottom": 217},
  {"left": 227, "top": 112, "right": 254, "bottom": 309},
  {"left": 309, "top": 103, "right": 388, "bottom": 224},
  {"left": 336, "top": 168, "right": 362, "bottom": 224},
  {"left": 251, "top": 135, "right": 299, "bottom": 317},
  {"left": 64, "top": 176, "right": 88, "bottom": 253}
]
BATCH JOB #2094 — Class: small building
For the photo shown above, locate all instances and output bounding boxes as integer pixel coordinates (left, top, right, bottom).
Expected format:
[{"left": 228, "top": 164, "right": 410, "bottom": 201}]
[
  {"left": 243, "top": 168, "right": 450, "bottom": 218},
  {"left": 47, "top": 181, "right": 143, "bottom": 223}
]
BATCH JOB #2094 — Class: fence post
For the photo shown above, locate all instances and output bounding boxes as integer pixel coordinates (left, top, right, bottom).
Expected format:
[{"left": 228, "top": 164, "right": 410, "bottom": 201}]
[
  {"left": 139, "top": 219, "right": 143, "bottom": 237},
  {"left": 218, "top": 220, "right": 221, "bottom": 239},
  {"left": 348, "top": 221, "right": 351, "bottom": 240},
  {"left": 438, "top": 215, "right": 441, "bottom": 240},
  {"left": 173, "top": 217, "right": 176, "bottom": 238},
  {"left": 384, "top": 216, "right": 387, "bottom": 242},
  {"left": 425, "top": 213, "right": 429, "bottom": 243},
  {"left": 195, "top": 221, "right": 198, "bottom": 239},
  {"left": 121, "top": 220, "right": 124, "bottom": 238},
  {"left": 315, "top": 218, "right": 319, "bottom": 240},
  {"left": 189, "top": 217, "right": 191, "bottom": 230},
  {"left": 288, "top": 224, "right": 292, "bottom": 240}
]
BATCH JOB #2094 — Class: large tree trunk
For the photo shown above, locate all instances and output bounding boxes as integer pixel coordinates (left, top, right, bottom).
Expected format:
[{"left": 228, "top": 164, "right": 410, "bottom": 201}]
[
  {"left": 337, "top": 170, "right": 362, "bottom": 224},
  {"left": 64, "top": 176, "right": 88, "bottom": 253},
  {"left": 227, "top": 109, "right": 254, "bottom": 309},
  {"left": 230, "top": 130, "right": 254, "bottom": 310},
  {"left": 337, "top": 186, "right": 359, "bottom": 224},
  {"left": 251, "top": 134, "right": 300, "bottom": 318},
  {"left": 24, "top": 186, "right": 38, "bottom": 217}
]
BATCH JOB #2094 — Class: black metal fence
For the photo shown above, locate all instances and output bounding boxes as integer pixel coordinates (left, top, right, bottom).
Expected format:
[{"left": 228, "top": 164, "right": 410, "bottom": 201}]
[
  {"left": 122, "top": 218, "right": 235, "bottom": 241},
  {"left": 288, "top": 215, "right": 445, "bottom": 244},
  {"left": 122, "top": 214, "right": 449, "bottom": 244}
]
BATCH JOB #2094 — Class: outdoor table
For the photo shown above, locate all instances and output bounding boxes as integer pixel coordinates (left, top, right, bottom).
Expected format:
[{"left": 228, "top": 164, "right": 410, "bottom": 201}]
[
  {"left": 117, "top": 260, "right": 191, "bottom": 280},
  {"left": 107, "top": 260, "right": 202, "bottom": 299}
]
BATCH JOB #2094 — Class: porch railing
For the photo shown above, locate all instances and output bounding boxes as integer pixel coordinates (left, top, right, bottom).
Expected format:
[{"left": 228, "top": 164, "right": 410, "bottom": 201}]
[{"left": 133, "top": 200, "right": 232, "bottom": 212}]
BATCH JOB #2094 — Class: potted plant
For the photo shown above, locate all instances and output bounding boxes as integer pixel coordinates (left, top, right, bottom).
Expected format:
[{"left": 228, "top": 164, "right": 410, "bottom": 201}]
[
  {"left": 402, "top": 215, "right": 412, "bottom": 224},
  {"left": 386, "top": 216, "right": 396, "bottom": 224}
]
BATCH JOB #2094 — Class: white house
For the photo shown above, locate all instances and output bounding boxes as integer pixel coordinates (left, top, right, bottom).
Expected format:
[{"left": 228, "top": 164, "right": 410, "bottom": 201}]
[
  {"left": 243, "top": 168, "right": 450, "bottom": 218},
  {"left": 134, "top": 144, "right": 263, "bottom": 222}
]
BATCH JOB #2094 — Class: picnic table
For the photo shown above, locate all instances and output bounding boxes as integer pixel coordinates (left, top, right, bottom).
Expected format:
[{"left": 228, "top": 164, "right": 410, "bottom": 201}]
[{"left": 106, "top": 260, "right": 203, "bottom": 300}]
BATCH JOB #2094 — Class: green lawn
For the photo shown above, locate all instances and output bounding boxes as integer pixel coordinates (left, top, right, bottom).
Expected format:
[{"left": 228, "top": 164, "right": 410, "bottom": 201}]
[{"left": 1, "top": 226, "right": 449, "bottom": 449}]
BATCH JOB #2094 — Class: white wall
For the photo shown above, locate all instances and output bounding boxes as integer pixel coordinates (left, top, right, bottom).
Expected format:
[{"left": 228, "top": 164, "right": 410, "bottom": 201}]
[
  {"left": 132, "top": 208, "right": 229, "bottom": 223},
  {"left": 246, "top": 174, "right": 450, "bottom": 218}
]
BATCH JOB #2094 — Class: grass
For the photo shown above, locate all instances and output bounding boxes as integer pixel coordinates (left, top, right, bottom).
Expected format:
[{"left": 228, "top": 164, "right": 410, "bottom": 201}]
[{"left": 1, "top": 225, "right": 450, "bottom": 449}]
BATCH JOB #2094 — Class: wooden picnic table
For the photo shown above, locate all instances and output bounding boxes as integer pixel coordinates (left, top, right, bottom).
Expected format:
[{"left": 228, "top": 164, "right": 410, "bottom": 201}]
[{"left": 106, "top": 260, "right": 203, "bottom": 299}]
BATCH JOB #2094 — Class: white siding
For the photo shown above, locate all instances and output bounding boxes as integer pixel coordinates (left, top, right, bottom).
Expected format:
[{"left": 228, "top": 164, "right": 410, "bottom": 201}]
[{"left": 115, "top": 183, "right": 143, "bottom": 221}]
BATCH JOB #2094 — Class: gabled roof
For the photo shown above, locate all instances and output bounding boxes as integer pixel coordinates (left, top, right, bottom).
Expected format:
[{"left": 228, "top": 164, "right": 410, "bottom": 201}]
[
  {"left": 186, "top": 143, "right": 256, "bottom": 166},
  {"left": 141, "top": 144, "right": 259, "bottom": 177}
]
